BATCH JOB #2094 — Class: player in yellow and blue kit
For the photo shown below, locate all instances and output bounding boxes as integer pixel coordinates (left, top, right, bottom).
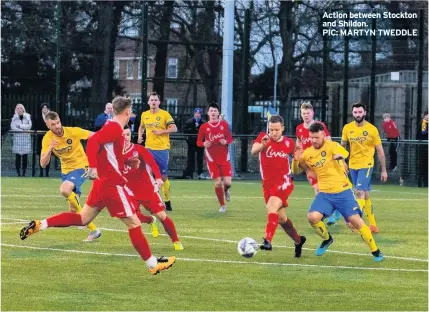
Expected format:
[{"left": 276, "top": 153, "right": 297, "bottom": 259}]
[
  {"left": 41, "top": 111, "right": 101, "bottom": 241},
  {"left": 341, "top": 103, "right": 388, "bottom": 233},
  {"left": 294, "top": 122, "right": 383, "bottom": 261},
  {"left": 137, "top": 92, "right": 178, "bottom": 211}
]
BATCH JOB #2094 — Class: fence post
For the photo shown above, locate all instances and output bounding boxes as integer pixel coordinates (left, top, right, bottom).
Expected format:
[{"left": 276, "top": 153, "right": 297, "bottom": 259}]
[{"left": 32, "top": 130, "right": 37, "bottom": 177}]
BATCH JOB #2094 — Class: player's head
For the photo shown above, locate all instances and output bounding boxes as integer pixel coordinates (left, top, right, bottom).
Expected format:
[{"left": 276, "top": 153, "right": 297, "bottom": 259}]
[
  {"left": 300, "top": 102, "right": 314, "bottom": 123},
  {"left": 207, "top": 102, "right": 220, "bottom": 121},
  {"left": 112, "top": 96, "right": 133, "bottom": 124},
  {"left": 105, "top": 102, "right": 113, "bottom": 115},
  {"left": 268, "top": 115, "right": 284, "bottom": 141},
  {"left": 123, "top": 125, "right": 131, "bottom": 146},
  {"left": 45, "top": 111, "right": 63, "bottom": 136},
  {"left": 352, "top": 102, "right": 366, "bottom": 123},
  {"left": 148, "top": 92, "right": 161, "bottom": 110},
  {"left": 309, "top": 122, "right": 326, "bottom": 149},
  {"left": 383, "top": 113, "right": 391, "bottom": 122}
]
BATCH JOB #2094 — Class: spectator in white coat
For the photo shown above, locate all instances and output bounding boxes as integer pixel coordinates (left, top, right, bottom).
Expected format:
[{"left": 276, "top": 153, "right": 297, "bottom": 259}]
[{"left": 11, "top": 103, "right": 32, "bottom": 176}]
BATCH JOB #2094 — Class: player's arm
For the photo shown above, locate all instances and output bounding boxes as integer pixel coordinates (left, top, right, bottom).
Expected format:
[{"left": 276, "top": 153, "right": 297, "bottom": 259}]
[
  {"left": 73, "top": 127, "right": 93, "bottom": 140},
  {"left": 375, "top": 143, "right": 388, "bottom": 181},
  {"left": 86, "top": 122, "right": 123, "bottom": 170},
  {"left": 332, "top": 142, "right": 349, "bottom": 160},
  {"left": 137, "top": 114, "right": 145, "bottom": 143},
  {"left": 163, "top": 113, "right": 178, "bottom": 134},
  {"left": 341, "top": 126, "right": 348, "bottom": 148},
  {"left": 251, "top": 133, "right": 269, "bottom": 155},
  {"left": 137, "top": 146, "right": 162, "bottom": 179},
  {"left": 40, "top": 135, "right": 56, "bottom": 168}
]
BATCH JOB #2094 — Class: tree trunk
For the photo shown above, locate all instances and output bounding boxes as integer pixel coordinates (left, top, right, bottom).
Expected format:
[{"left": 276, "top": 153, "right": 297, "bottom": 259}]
[{"left": 153, "top": 1, "right": 174, "bottom": 100}]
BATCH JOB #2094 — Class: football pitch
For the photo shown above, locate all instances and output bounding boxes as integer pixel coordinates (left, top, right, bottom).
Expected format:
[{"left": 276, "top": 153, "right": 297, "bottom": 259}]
[{"left": 1, "top": 178, "right": 428, "bottom": 311}]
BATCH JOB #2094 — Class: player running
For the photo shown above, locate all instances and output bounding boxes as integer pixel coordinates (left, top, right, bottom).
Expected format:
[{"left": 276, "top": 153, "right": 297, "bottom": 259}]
[
  {"left": 341, "top": 102, "right": 388, "bottom": 233},
  {"left": 251, "top": 115, "right": 306, "bottom": 257},
  {"left": 295, "top": 122, "right": 384, "bottom": 261},
  {"left": 122, "top": 126, "right": 183, "bottom": 251},
  {"left": 20, "top": 96, "right": 176, "bottom": 275},
  {"left": 40, "top": 111, "right": 101, "bottom": 242},
  {"left": 197, "top": 102, "right": 233, "bottom": 212},
  {"left": 137, "top": 92, "right": 177, "bottom": 211}
]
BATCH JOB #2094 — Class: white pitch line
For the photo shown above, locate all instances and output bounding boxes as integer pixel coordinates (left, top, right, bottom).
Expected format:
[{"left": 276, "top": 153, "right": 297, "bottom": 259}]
[
  {"left": 1, "top": 243, "right": 427, "bottom": 273},
  {"left": 0, "top": 194, "right": 426, "bottom": 201},
  {"left": 1, "top": 222, "right": 28, "bottom": 225},
  {"left": 2, "top": 217, "right": 426, "bottom": 263}
]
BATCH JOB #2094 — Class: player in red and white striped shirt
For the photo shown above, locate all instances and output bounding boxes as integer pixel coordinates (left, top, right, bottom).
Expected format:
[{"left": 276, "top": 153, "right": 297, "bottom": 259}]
[
  {"left": 122, "top": 126, "right": 183, "bottom": 251},
  {"left": 20, "top": 96, "right": 176, "bottom": 276},
  {"left": 251, "top": 115, "right": 306, "bottom": 257},
  {"left": 197, "top": 102, "right": 233, "bottom": 212}
]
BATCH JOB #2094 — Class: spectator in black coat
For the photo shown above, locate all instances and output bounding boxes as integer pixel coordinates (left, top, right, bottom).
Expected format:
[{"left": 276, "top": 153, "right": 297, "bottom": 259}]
[{"left": 183, "top": 108, "right": 206, "bottom": 179}]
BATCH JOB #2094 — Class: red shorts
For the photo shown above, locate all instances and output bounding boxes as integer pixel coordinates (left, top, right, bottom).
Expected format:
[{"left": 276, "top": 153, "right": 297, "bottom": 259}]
[
  {"left": 86, "top": 181, "right": 137, "bottom": 218},
  {"left": 135, "top": 191, "right": 165, "bottom": 214},
  {"left": 306, "top": 174, "right": 318, "bottom": 186},
  {"left": 263, "top": 182, "right": 294, "bottom": 208},
  {"left": 207, "top": 161, "right": 232, "bottom": 179}
]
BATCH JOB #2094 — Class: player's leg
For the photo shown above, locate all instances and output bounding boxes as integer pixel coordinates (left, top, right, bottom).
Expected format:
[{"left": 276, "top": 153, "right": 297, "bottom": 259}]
[
  {"left": 114, "top": 188, "right": 176, "bottom": 275},
  {"left": 208, "top": 163, "right": 225, "bottom": 212},
  {"left": 307, "top": 193, "right": 334, "bottom": 256},
  {"left": 135, "top": 201, "right": 159, "bottom": 238},
  {"left": 159, "top": 150, "right": 172, "bottom": 211},
  {"left": 153, "top": 204, "right": 183, "bottom": 251},
  {"left": 278, "top": 208, "right": 306, "bottom": 258},
  {"left": 337, "top": 190, "right": 383, "bottom": 261},
  {"left": 221, "top": 163, "right": 232, "bottom": 202},
  {"left": 260, "top": 195, "right": 283, "bottom": 251},
  {"left": 20, "top": 203, "right": 100, "bottom": 240},
  {"left": 355, "top": 168, "right": 378, "bottom": 232},
  {"left": 60, "top": 169, "right": 101, "bottom": 239}
]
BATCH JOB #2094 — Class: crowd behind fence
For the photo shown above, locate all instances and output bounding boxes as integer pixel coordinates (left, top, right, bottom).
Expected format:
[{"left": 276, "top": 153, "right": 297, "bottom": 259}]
[{"left": 1, "top": 130, "right": 427, "bottom": 187}]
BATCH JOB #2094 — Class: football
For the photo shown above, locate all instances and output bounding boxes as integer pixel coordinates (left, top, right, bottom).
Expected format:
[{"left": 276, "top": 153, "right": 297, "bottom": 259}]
[{"left": 237, "top": 237, "right": 259, "bottom": 258}]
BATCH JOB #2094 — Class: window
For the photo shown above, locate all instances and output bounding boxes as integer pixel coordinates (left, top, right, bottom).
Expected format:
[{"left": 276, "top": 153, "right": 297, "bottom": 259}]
[
  {"left": 165, "top": 98, "right": 178, "bottom": 115},
  {"left": 167, "top": 58, "right": 178, "bottom": 79},
  {"left": 113, "top": 59, "right": 119, "bottom": 79},
  {"left": 138, "top": 58, "right": 150, "bottom": 80},
  {"left": 126, "top": 60, "right": 134, "bottom": 79}
]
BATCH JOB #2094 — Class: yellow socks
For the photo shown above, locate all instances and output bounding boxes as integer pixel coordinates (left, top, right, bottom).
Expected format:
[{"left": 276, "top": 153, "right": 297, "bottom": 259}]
[
  {"left": 66, "top": 192, "right": 97, "bottom": 232},
  {"left": 311, "top": 221, "right": 330, "bottom": 240},
  {"left": 364, "top": 199, "right": 377, "bottom": 227},
  {"left": 358, "top": 224, "right": 378, "bottom": 252},
  {"left": 161, "top": 179, "right": 171, "bottom": 202}
]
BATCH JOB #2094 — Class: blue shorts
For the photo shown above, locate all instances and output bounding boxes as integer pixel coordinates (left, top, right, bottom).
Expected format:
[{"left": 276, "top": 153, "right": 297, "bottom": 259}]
[
  {"left": 309, "top": 189, "right": 362, "bottom": 221},
  {"left": 350, "top": 168, "right": 373, "bottom": 191},
  {"left": 147, "top": 149, "right": 169, "bottom": 176},
  {"left": 61, "top": 168, "right": 87, "bottom": 196}
]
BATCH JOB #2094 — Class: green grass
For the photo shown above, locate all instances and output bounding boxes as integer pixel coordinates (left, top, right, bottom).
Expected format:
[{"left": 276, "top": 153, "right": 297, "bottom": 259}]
[{"left": 1, "top": 178, "right": 428, "bottom": 311}]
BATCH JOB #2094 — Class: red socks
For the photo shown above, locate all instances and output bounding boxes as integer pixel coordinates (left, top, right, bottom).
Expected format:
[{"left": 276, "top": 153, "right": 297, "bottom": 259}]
[
  {"left": 47, "top": 212, "right": 83, "bottom": 227},
  {"left": 128, "top": 226, "right": 152, "bottom": 261},
  {"left": 136, "top": 209, "right": 153, "bottom": 224},
  {"left": 215, "top": 186, "right": 225, "bottom": 206},
  {"left": 280, "top": 218, "right": 301, "bottom": 244},
  {"left": 161, "top": 216, "right": 179, "bottom": 242},
  {"left": 264, "top": 213, "right": 279, "bottom": 242}
]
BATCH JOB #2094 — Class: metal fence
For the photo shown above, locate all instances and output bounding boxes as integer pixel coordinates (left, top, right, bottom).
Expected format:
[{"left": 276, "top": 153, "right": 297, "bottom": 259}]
[{"left": 2, "top": 130, "right": 427, "bottom": 187}]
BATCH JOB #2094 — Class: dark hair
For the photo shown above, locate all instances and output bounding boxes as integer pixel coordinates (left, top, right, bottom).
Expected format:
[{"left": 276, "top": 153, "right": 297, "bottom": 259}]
[
  {"left": 268, "top": 115, "right": 284, "bottom": 125},
  {"left": 45, "top": 111, "right": 59, "bottom": 120},
  {"left": 148, "top": 92, "right": 161, "bottom": 101},
  {"left": 208, "top": 102, "right": 220, "bottom": 112},
  {"left": 40, "top": 102, "right": 50, "bottom": 110},
  {"left": 309, "top": 122, "right": 325, "bottom": 133},
  {"left": 424, "top": 110, "right": 428, "bottom": 116},
  {"left": 112, "top": 96, "right": 132, "bottom": 115},
  {"left": 124, "top": 125, "right": 130, "bottom": 130},
  {"left": 352, "top": 102, "right": 366, "bottom": 111}
]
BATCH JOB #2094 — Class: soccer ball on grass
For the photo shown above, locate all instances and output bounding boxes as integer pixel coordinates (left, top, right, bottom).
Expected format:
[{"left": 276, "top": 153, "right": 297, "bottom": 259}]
[{"left": 237, "top": 237, "right": 258, "bottom": 258}]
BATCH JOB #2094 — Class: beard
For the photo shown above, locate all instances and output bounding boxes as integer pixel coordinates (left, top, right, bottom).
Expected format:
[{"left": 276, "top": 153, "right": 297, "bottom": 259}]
[{"left": 353, "top": 116, "right": 365, "bottom": 123}]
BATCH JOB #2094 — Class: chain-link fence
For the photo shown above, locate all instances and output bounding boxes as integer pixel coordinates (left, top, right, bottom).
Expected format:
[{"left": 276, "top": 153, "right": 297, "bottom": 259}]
[{"left": 2, "top": 131, "right": 427, "bottom": 187}]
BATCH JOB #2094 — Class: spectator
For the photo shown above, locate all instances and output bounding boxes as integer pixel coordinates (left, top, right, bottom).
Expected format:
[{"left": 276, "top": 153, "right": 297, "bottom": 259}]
[
  {"left": 94, "top": 102, "right": 113, "bottom": 131},
  {"left": 34, "top": 103, "right": 51, "bottom": 177},
  {"left": 382, "top": 113, "right": 400, "bottom": 171},
  {"left": 417, "top": 111, "right": 428, "bottom": 187},
  {"left": 10, "top": 103, "right": 32, "bottom": 177},
  {"left": 182, "top": 108, "right": 206, "bottom": 179}
]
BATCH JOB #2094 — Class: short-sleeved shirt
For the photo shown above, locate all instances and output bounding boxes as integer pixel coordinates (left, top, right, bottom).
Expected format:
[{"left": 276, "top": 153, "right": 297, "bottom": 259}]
[
  {"left": 341, "top": 121, "right": 382, "bottom": 170},
  {"left": 303, "top": 140, "right": 351, "bottom": 193},
  {"left": 42, "top": 127, "right": 91, "bottom": 174},
  {"left": 296, "top": 121, "right": 330, "bottom": 150},
  {"left": 141, "top": 109, "right": 175, "bottom": 150}
]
